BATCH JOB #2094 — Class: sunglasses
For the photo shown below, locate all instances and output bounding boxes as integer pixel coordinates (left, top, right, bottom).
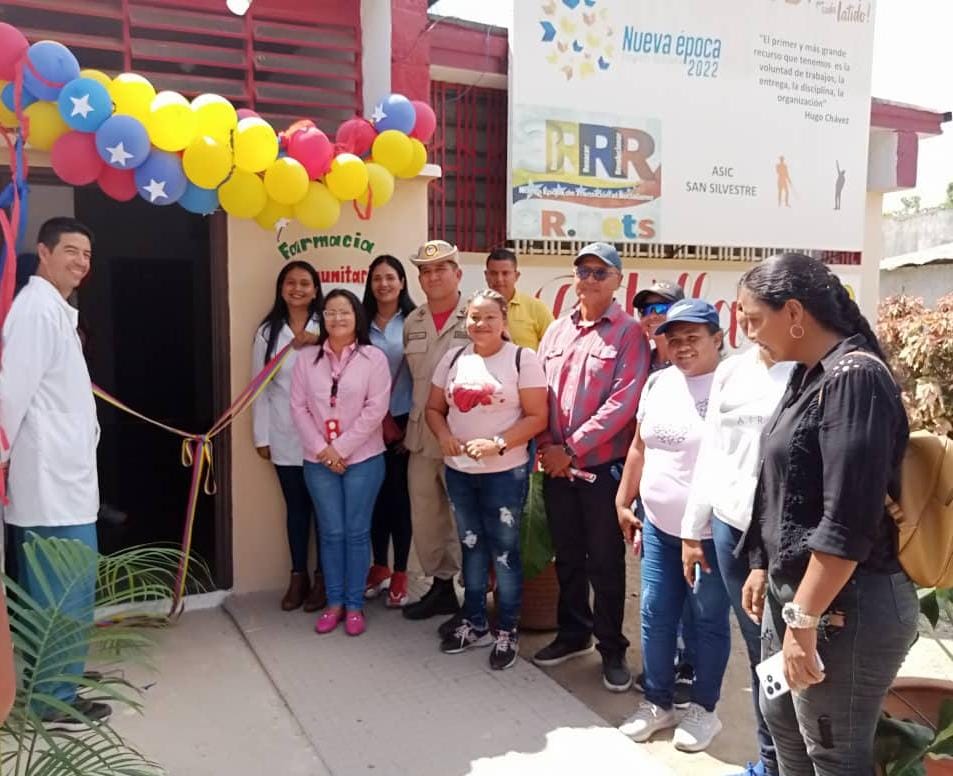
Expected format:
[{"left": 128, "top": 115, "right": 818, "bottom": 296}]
[
  {"left": 637, "top": 302, "right": 672, "bottom": 317},
  {"left": 574, "top": 266, "right": 616, "bottom": 282}
]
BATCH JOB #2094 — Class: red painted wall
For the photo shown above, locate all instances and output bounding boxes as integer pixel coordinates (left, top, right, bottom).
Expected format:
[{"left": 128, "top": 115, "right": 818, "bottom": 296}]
[{"left": 391, "top": 0, "right": 431, "bottom": 101}]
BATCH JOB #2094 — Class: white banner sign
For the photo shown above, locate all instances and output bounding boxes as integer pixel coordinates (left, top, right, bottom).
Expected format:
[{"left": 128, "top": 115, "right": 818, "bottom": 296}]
[{"left": 509, "top": 0, "right": 877, "bottom": 251}]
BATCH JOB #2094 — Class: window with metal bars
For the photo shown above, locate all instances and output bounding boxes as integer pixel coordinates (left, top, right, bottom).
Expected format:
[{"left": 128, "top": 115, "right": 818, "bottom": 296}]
[
  {"left": 0, "top": 0, "right": 361, "bottom": 135},
  {"left": 428, "top": 80, "right": 507, "bottom": 253}
]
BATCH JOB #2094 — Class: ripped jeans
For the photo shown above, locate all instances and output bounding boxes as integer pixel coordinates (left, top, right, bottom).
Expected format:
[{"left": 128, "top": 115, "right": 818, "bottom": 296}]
[
  {"left": 760, "top": 570, "right": 918, "bottom": 776},
  {"left": 445, "top": 465, "right": 527, "bottom": 632}
]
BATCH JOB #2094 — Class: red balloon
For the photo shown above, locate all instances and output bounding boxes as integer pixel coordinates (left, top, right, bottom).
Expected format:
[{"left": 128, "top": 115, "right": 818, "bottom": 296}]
[
  {"left": 98, "top": 166, "right": 137, "bottom": 201},
  {"left": 0, "top": 23, "right": 28, "bottom": 82},
  {"left": 335, "top": 117, "right": 377, "bottom": 158},
  {"left": 288, "top": 126, "right": 333, "bottom": 179},
  {"left": 410, "top": 100, "right": 436, "bottom": 143},
  {"left": 236, "top": 108, "right": 259, "bottom": 121},
  {"left": 51, "top": 131, "right": 103, "bottom": 186}
]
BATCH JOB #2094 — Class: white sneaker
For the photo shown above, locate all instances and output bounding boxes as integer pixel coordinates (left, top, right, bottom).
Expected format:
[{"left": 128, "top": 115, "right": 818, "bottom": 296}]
[
  {"left": 673, "top": 703, "right": 722, "bottom": 752},
  {"left": 618, "top": 700, "right": 678, "bottom": 742}
]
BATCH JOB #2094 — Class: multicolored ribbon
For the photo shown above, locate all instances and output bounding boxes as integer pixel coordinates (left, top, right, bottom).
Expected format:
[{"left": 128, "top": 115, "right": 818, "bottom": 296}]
[{"left": 94, "top": 343, "right": 292, "bottom": 620}]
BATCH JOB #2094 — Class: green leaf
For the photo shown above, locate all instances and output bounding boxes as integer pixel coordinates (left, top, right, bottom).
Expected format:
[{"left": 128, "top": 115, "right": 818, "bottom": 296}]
[
  {"left": 519, "top": 472, "right": 554, "bottom": 581},
  {"left": 919, "top": 589, "right": 940, "bottom": 629}
]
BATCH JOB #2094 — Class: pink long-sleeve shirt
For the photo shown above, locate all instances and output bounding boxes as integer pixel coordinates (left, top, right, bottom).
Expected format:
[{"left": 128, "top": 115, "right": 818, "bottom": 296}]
[{"left": 290, "top": 341, "right": 391, "bottom": 465}]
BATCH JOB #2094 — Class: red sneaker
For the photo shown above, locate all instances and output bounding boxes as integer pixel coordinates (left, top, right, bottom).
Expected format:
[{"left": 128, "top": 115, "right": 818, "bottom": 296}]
[
  {"left": 386, "top": 571, "right": 409, "bottom": 608},
  {"left": 364, "top": 564, "right": 391, "bottom": 599}
]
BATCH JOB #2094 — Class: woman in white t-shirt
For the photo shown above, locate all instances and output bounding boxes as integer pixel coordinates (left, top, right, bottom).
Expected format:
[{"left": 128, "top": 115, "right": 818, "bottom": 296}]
[
  {"left": 425, "top": 289, "right": 548, "bottom": 671},
  {"left": 615, "top": 299, "right": 730, "bottom": 753},
  {"left": 681, "top": 341, "right": 794, "bottom": 776},
  {"left": 252, "top": 262, "right": 324, "bottom": 613}
]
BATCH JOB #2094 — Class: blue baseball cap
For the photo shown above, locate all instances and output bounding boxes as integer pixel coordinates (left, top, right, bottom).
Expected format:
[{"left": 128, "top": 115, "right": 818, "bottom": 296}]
[
  {"left": 574, "top": 242, "right": 621, "bottom": 272},
  {"left": 655, "top": 298, "right": 721, "bottom": 335}
]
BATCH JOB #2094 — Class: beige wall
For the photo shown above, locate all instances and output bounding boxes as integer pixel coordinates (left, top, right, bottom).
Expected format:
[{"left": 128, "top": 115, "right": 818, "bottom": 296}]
[{"left": 227, "top": 167, "right": 437, "bottom": 593}]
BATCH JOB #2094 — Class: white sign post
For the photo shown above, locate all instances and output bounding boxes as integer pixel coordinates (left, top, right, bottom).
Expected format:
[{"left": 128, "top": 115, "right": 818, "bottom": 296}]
[{"left": 509, "top": 0, "right": 877, "bottom": 251}]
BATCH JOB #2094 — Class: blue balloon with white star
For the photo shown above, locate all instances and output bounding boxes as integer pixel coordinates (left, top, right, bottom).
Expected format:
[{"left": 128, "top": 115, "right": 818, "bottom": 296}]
[
  {"left": 57, "top": 77, "right": 113, "bottom": 132},
  {"left": 95, "top": 114, "right": 151, "bottom": 170},
  {"left": 134, "top": 150, "right": 188, "bottom": 206},
  {"left": 178, "top": 183, "right": 219, "bottom": 215},
  {"left": 372, "top": 93, "right": 416, "bottom": 134},
  {"left": 1, "top": 83, "right": 37, "bottom": 113}
]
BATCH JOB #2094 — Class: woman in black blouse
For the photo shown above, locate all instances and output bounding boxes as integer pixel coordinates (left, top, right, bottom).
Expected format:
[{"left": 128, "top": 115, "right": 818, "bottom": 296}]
[{"left": 737, "top": 253, "right": 916, "bottom": 776}]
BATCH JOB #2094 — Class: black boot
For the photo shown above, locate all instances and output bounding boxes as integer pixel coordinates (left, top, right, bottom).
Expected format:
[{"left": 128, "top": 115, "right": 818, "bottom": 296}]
[{"left": 402, "top": 577, "right": 460, "bottom": 620}]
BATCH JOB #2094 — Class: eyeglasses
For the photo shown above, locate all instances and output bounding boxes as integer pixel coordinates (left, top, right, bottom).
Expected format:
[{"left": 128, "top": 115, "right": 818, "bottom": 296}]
[
  {"left": 322, "top": 310, "right": 355, "bottom": 320},
  {"left": 637, "top": 302, "right": 672, "bottom": 317},
  {"left": 574, "top": 266, "right": 615, "bottom": 282}
]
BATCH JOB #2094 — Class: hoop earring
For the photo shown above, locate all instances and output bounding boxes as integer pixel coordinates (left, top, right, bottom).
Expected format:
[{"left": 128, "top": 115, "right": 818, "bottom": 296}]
[{"left": 790, "top": 324, "right": 805, "bottom": 340}]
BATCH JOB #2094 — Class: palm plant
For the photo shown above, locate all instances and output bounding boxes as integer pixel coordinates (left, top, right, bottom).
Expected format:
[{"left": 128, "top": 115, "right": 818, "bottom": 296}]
[{"left": 1, "top": 536, "right": 202, "bottom": 775}]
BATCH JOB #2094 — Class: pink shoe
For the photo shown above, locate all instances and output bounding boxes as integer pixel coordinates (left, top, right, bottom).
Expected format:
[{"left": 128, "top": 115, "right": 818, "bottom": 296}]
[
  {"left": 315, "top": 607, "right": 344, "bottom": 634},
  {"left": 344, "top": 610, "right": 366, "bottom": 637}
]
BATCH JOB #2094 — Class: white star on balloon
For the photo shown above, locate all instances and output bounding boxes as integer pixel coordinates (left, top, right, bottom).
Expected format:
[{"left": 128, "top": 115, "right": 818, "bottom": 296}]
[
  {"left": 105, "top": 142, "right": 134, "bottom": 167},
  {"left": 370, "top": 104, "right": 386, "bottom": 123},
  {"left": 142, "top": 179, "right": 168, "bottom": 203},
  {"left": 69, "top": 93, "right": 94, "bottom": 119}
]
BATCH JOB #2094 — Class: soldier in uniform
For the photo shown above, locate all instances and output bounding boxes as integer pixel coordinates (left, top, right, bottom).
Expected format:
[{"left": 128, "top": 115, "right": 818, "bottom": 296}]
[{"left": 402, "top": 240, "right": 470, "bottom": 624}]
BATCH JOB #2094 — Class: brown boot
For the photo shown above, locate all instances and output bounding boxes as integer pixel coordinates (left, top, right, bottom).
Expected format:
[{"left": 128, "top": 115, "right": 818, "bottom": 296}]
[
  {"left": 303, "top": 571, "right": 327, "bottom": 612},
  {"left": 281, "top": 572, "right": 310, "bottom": 611}
]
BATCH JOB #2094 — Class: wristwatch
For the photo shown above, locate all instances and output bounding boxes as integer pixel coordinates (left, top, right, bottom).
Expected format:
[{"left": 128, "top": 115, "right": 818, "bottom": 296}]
[
  {"left": 493, "top": 436, "right": 507, "bottom": 455},
  {"left": 562, "top": 442, "right": 574, "bottom": 460},
  {"left": 782, "top": 602, "right": 820, "bottom": 630}
]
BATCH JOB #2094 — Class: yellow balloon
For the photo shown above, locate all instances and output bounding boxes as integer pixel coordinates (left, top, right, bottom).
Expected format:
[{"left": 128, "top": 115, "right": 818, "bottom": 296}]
[
  {"left": 147, "top": 91, "right": 197, "bottom": 152},
  {"left": 233, "top": 117, "right": 278, "bottom": 173},
  {"left": 24, "top": 101, "right": 68, "bottom": 151},
  {"left": 79, "top": 69, "right": 112, "bottom": 89},
  {"left": 219, "top": 170, "right": 267, "bottom": 219},
  {"left": 183, "top": 136, "right": 233, "bottom": 189},
  {"left": 358, "top": 162, "right": 395, "bottom": 208},
  {"left": 396, "top": 138, "right": 427, "bottom": 179},
  {"left": 255, "top": 198, "right": 294, "bottom": 231},
  {"left": 109, "top": 73, "right": 156, "bottom": 123},
  {"left": 192, "top": 94, "right": 237, "bottom": 144},
  {"left": 324, "top": 153, "right": 369, "bottom": 201},
  {"left": 371, "top": 130, "right": 413, "bottom": 175},
  {"left": 0, "top": 82, "right": 17, "bottom": 128},
  {"left": 294, "top": 182, "right": 341, "bottom": 229},
  {"left": 264, "top": 157, "right": 309, "bottom": 205}
]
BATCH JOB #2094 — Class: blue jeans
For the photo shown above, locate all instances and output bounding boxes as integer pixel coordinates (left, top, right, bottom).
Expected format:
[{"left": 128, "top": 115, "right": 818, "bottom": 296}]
[
  {"left": 15, "top": 523, "right": 98, "bottom": 708},
  {"left": 303, "top": 455, "right": 385, "bottom": 611},
  {"left": 274, "top": 464, "right": 318, "bottom": 574},
  {"left": 445, "top": 465, "right": 527, "bottom": 631},
  {"left": 640, "top": 519, "right": 731, "bottom": 711},
  {"left": 712, "top": 517, "right": 778, "bottom": 775}
]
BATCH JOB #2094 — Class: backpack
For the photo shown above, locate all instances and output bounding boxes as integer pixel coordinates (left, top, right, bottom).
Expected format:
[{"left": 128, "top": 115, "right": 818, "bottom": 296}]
[
  {"left": 821, "top": 351, "right": 953, "bottom": 587},
  {"left": 448, "top": 345, "right": 524, "bottom": 373}
]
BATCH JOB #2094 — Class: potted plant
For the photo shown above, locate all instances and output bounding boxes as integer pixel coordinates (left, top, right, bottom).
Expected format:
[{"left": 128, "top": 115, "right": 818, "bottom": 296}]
[
  {"left": 518, "top": 470, "right": 559, "bottom": 631},
  {"left": 1, "top": 536, "right": 195, "bottom": 775},
  {"left": 875, "top": 294, "right": 953, "bottom": 775}
]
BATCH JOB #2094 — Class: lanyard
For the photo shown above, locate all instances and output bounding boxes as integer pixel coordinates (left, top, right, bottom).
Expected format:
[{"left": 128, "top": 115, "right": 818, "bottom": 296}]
[{"left": 329, "top": 347, "right": 359, "bottom": 408}]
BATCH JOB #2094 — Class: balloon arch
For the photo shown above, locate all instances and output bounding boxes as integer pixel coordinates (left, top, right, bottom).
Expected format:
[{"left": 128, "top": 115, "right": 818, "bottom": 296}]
[{"left": 0, "top": 22, "right": 436, "bottom": 233}]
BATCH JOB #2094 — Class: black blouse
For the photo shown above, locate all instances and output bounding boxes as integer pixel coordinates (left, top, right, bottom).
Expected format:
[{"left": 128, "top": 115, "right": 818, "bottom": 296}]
[{"left": 747, "top": 335, "right": 908, "bottom": 583}]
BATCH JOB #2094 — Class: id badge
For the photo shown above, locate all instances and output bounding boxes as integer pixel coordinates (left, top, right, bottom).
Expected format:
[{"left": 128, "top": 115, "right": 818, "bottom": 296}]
[{"left": 325, "top": 418, "right": 341, "bottom": 442}]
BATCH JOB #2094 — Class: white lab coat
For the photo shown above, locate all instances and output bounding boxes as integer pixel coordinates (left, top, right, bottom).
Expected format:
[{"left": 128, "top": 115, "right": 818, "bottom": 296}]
[
  {"left": 0, "top": 276, "right": 99, "bottom": 527},
  {"left": 251, "top": 318, "right": 320, "bottom": 466}
]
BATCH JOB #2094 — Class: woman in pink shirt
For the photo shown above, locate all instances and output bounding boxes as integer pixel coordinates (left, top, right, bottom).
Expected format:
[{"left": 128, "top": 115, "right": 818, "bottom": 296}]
[{"left": 291, "top": 289, "right": 391, "bottom": 637}]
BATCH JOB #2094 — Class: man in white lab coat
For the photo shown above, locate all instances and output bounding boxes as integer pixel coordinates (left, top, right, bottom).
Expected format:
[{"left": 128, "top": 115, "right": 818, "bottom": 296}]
[{"left": 0, "top": 217, "right": 110, "bottom": 729}]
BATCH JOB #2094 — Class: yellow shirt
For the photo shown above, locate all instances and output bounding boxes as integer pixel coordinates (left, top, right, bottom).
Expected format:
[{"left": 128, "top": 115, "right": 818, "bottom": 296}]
[{"left": 506, "top": 290, "right": 555, "bottom": 350}]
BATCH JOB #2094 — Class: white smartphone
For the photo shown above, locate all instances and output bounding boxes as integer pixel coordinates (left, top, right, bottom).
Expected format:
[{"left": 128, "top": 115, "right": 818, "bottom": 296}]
[{"left": 756, "top": 650, "right": 825, "bottom": 700}]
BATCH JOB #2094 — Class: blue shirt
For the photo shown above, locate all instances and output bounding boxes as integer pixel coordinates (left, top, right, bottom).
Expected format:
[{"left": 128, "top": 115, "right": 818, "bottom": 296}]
[{"left": 370, "top": 311, "right": 413, "bottom": 416}]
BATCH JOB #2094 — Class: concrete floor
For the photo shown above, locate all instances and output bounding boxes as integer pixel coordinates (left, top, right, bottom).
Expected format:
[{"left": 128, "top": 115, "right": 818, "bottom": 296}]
[{"left": 107, "top": 559, "right": 952, "bottom": 776}]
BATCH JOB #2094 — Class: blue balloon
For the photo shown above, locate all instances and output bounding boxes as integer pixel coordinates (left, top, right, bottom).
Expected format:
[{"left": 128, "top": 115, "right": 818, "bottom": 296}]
[
  {"left": 95, "top": 114, "right": 151, "bottom": 170},
  {"left": 58, "top": 77, "right": 113, "bottom": 132},
  {"left": 1, "top": 83, "right": 37, "bottom": 113},
  {"left": 178, "top": 183, "right": 219, "bottom": 215},
  {"left": 134, "top": 151, "right": 188, "bottom": 206},
  {"left": 23, "top": 40, "right": 80, "bottom": 101},
  {"left": 372, "top": 93, "right": 416, "bottom": 134}
]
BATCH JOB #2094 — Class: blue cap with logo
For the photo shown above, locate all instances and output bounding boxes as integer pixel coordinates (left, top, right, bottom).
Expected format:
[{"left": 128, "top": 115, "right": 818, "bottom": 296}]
[
  {"left": 574, "top": 242, "right": 621, "bottom": 272},
  {"left": 655, "top": 298, "right": 721, "bottom": 335}
]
